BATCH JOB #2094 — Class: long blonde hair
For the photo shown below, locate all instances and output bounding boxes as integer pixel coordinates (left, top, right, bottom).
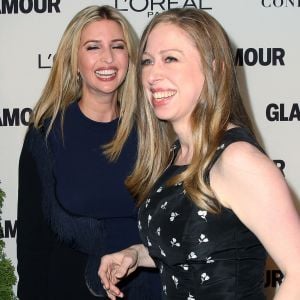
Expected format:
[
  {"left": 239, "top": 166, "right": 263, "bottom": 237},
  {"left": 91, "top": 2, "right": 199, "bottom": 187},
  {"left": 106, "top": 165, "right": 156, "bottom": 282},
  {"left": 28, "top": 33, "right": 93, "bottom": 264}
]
[
  {"left": 126, "top": 8, "right": 255, "bottom": 213},
  {"left": 31, "top": 5, "right": 138, "bottom": 160}
]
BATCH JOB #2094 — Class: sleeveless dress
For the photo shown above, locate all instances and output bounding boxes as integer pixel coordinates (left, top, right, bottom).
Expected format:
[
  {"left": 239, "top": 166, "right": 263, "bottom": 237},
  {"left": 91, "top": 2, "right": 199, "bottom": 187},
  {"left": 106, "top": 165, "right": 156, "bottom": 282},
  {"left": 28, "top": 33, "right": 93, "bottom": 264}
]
[{"left": 138, "top": 127, "right": 267, "bottom": 300}]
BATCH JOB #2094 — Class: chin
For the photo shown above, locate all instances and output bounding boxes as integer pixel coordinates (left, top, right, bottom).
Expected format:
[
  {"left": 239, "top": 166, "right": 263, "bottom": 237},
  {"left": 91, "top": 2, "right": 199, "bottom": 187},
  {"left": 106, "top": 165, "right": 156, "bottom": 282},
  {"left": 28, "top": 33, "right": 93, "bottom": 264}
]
[{"left": 155, "top": 114, "right": 171, "bottom": 122}]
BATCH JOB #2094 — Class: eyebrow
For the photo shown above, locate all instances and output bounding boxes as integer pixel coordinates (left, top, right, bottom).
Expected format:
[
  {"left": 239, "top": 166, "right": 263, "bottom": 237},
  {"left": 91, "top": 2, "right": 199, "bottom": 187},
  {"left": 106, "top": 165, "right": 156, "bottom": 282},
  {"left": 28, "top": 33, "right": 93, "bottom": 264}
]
[
  {"left": 83, "top": 38, "right": 126, "bottom": 46},
  {"left": 143, "top": 49, "right": 184, "bottom": 56}
]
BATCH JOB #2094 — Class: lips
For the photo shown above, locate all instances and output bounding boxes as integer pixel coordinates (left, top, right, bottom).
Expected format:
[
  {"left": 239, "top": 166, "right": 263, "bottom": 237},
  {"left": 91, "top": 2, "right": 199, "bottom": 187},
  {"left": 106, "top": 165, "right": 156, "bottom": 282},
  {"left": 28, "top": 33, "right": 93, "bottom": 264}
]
[
  {"left": 150, "top": 89, "right": 177, "bottom": 106},
  {"left": 95, "top": 68, "right": 117, "bottom": 81}
]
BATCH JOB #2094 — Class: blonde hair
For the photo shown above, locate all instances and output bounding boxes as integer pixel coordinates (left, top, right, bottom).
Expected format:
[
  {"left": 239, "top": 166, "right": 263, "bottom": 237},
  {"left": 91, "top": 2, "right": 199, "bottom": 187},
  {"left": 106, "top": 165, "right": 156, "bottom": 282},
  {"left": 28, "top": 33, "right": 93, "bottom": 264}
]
[
  {"left": 31, "top": 5, "right": 138, "bottom": 160},
  {"left": 126, "top": 8, "right": 255, "bottom": 213}
]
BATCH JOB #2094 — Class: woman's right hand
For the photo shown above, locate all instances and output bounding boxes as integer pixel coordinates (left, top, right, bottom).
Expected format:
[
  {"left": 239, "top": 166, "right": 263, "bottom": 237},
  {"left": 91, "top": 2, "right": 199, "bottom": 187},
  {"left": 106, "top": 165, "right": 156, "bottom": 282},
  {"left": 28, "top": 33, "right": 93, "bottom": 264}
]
[{"left": 98, "top": 246, "right": 139, "bottom": 299}]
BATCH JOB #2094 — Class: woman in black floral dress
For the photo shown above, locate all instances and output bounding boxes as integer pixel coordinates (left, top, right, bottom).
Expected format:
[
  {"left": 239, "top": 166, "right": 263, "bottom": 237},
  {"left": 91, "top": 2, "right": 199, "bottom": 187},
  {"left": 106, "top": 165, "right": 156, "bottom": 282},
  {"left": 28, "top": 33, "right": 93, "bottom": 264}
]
[{"left": 99, "top": 8, "right": 300, "bottom": 300}]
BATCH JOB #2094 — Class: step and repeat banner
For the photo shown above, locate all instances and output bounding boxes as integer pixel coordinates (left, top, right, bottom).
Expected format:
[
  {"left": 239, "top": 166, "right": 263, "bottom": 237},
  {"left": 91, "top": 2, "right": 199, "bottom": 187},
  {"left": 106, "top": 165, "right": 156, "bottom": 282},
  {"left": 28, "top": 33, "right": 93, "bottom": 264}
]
[{"left": 1, "top": 0, "right": 299, "bottom": 298}]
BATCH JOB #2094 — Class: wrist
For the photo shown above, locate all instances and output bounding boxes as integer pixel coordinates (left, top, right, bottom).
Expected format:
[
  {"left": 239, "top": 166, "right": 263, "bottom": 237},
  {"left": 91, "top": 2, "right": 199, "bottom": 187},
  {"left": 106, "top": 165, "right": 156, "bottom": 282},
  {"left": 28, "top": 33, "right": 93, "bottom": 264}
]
[
  {"left": 128, "top": 244, "right": 154, "bottom": 268},
  {"left": 128, "top": 244, "right": 143, "bottom": 267}
]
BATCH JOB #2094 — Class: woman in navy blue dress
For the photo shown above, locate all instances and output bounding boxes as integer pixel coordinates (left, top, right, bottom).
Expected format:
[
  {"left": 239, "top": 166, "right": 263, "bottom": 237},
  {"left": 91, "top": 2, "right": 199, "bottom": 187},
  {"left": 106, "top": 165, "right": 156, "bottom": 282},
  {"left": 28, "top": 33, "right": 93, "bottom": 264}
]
[
  {"left": 99, "top": 8, "right": 300, "bottom": 300},
  {"left": 17, "top": 5, "right": 160, "bottom": 300}
]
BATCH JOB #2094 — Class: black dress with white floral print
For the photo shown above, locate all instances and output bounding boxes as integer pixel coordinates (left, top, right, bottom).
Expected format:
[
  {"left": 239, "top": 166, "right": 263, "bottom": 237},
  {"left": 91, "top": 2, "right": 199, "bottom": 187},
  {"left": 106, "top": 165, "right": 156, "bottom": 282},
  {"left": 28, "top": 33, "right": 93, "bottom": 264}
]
[{"left": 138, "top": 127, "right": 267, "bottom": 300}]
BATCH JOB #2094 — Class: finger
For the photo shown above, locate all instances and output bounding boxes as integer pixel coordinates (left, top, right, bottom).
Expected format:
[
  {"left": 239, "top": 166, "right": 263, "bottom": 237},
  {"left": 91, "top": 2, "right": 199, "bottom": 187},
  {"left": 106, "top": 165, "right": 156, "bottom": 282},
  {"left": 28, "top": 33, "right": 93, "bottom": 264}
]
[
  {"left": 98, "top": 270, "right": 110, "bottom": 290},
  {"left": 98, "top": 261, "right": 113, "bottom": 290},
  {"left": 110, "top": 266, "right": 122, "bottom": 285},
  {"left": 101, "top": 269, "right": 123, "bottom": 299},
  {"left": 115, "top": 256, "right": 134, "bottom": 278},
  {"left": 106, "top": 275, "right": 124, "bottom": 299},
  {"left": 106, "top": 280, "right": 123, "bottom": 298},
  {"left": 107, "top": 286, "right": 124, "bottom": 299},
  {"left": 101, "top": 284, "right": 116, "bottom": 300},
  {"left": 106, "top": 290, "right": 116, "bottom": 300}
]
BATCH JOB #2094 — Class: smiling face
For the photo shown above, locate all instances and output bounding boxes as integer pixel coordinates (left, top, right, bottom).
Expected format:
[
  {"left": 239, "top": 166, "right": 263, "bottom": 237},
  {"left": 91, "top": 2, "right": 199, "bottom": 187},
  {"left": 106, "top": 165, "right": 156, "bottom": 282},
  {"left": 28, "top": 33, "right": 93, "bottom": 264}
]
[
  {"left": 77, "top": 19, "right": 129, "bottom": 100},
  {"left": 141, "top": 22, "right": 205, "bottom": 130}
]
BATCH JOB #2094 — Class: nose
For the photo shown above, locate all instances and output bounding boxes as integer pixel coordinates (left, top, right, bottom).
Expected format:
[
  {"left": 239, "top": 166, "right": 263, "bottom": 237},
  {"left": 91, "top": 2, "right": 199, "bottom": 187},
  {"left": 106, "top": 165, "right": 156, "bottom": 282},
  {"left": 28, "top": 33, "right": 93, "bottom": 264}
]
[
  {"left": 144, "top": 62, "right": 163, "bottom": 86},
  {"left": 101, "top": 47, "right": 113, "bottom": 64}
]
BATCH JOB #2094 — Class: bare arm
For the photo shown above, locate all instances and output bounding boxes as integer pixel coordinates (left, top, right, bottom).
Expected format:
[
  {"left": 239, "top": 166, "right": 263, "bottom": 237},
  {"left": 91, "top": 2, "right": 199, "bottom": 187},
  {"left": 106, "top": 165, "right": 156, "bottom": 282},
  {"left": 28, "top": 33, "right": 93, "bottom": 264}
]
[
  {"left": 210, "top": 141, "right": 300, "bottom": 300},
  {"left": 98, "top": 244, "right": 155, "bottom": 299}
]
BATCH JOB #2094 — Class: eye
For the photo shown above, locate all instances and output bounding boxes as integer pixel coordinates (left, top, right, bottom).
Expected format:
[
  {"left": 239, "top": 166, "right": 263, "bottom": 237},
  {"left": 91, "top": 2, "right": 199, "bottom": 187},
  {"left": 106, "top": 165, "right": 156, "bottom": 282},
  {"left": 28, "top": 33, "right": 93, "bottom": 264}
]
[
  {"left": 141, "top": 58, "right": 153, "bottom": 66},
  {"left": 86, "top": 45, "right": 99, "bottom": 51},
  {"left": 165, "top": 56, "right": 178, "bottom": 63},
  {"left": 112, "top": 44, "right": 125, "bottom": 50}
]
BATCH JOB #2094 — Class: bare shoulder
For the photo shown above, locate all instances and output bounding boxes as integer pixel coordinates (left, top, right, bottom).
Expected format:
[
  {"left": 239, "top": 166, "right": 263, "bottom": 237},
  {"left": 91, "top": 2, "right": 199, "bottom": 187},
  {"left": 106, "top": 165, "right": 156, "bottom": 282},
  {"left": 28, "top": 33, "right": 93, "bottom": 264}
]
[
  {"left": 214, "top": 141, "right": 279, "bottom": 177},
  {"left": 210, "top": 141, "right": 285, "bottom": 209}
]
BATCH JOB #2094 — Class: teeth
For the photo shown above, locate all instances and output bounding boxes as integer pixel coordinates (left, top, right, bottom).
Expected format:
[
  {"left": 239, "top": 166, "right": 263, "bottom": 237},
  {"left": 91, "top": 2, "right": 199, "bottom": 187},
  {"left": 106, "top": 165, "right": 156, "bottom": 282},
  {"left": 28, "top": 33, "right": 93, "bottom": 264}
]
[
  {"left": 95, "top": 69, "right": 116, "bottom": 76},
  {"left": 152, "top": 91, "right": 176, "bottom": 99}
]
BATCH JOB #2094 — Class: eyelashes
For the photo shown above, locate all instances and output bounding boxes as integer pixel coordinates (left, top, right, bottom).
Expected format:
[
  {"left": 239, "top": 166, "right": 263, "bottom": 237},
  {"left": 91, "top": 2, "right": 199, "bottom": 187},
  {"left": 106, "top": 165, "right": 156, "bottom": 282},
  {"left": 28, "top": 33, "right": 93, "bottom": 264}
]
[
  {"left": 112, "top": 44, "right": 125, "bottom": 50},
  {"left": 141, "top": 58, "right": 152, "bottom": 65},
  {"left": 86, "top": 44, "right": 126, "bottom": 51},
  {"left": 141, "top": 56, "right": 178, "bottom": 66},
  {"left": 165, "top": 56, "right": 178, "bottom": 63},
  {"left": 87, "top": 46, "right": 99, "bottom": 51}
]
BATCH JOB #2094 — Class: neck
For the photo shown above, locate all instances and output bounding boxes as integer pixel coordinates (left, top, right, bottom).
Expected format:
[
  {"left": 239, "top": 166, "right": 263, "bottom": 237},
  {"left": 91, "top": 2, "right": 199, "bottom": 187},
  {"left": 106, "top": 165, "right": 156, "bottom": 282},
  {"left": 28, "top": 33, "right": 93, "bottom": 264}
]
[
  {"left": 78, "top": 94, "right": 119, "bottom": 122},
  {"left": 173, "top": 123, "right": 194, "bottom": 166}
]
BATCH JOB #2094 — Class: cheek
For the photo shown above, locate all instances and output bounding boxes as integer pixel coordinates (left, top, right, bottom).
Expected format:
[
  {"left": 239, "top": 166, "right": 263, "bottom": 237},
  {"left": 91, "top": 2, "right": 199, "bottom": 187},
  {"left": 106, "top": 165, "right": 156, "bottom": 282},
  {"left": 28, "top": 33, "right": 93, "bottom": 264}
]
[
  {"left": 141, "top": 70, "right": 148, "bottom": 87},
  {"left": 141, "top": 80, "right": 151, "bottom": 100},
  {"left": 118, "top": 57, "right": 129, "bottom": 82},
  {"left": 118, "top": 53, "right": 129, "bottom": 68},
  {"left": 78, "top": 54, "right": 93, "bottom": 73},
  {"left": 184, "top": 69, "right": 204, "bottom": 95},
  {"left": 77, "top": 52, "right": 84, "bottom": 71}
]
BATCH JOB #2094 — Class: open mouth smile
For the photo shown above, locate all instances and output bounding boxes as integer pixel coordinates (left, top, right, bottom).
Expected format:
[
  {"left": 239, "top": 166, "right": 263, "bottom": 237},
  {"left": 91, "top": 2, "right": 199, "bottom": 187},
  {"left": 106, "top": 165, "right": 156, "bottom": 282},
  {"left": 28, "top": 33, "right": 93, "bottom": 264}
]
[
  {"left": 152, "top": 90, "right": 177, "bottom": 102},
  {"left": 95, "top": 69, "right": 117, "bottom": 80}
]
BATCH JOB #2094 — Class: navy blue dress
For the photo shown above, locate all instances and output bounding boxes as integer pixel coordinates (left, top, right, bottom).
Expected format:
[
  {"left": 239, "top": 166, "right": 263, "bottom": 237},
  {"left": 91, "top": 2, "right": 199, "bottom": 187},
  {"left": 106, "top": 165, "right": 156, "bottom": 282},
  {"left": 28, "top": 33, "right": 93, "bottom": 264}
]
[
  {"left": 138, "top": 128, "right": 267, "bottom": 300},
  {"left": 17, "top": 101, "right": 161, "bottom": 300}
]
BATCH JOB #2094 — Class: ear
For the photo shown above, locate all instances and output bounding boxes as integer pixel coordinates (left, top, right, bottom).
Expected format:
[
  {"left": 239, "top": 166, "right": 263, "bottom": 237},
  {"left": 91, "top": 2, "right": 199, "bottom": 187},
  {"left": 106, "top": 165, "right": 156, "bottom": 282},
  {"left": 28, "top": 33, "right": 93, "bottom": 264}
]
[
  {"left": 212, "top": 59, "right": 216, "bottom": 71},
  {"left": 77, "top": 70, "right": 81, "bottom": 81},
  {"left": 212, "top": 60, "right": 225, "bottom": 72}
]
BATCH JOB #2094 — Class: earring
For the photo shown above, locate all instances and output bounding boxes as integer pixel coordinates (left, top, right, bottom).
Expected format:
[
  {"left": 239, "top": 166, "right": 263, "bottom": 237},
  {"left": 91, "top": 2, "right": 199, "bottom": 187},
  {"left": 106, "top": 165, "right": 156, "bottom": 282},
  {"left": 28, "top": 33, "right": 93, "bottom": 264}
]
[{"left": 77, "top": 71, "right": 81, "bottom": 81}]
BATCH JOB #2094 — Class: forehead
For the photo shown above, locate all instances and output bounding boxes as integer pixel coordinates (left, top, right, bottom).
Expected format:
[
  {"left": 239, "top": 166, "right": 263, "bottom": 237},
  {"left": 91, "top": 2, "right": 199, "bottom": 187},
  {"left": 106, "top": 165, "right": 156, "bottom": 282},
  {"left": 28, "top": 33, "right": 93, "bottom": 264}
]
[
  {"left": 145, "top": 22, "right": 196, "bottom": 52},
  {"left": 81, "top": 19, "right": 124, "bottom": 40}
]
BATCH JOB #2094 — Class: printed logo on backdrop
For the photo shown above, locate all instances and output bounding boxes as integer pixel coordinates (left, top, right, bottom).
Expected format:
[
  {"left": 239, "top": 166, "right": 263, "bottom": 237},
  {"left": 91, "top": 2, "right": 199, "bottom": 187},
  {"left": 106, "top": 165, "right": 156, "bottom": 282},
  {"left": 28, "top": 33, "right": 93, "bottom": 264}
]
[
  {"left": 38, "top": 53, "right": 54, "bottom": 69},
  {"left": 265, "top": 269, "right": 284, "bottom": 287},
  {"left": 273, "top": 160, "right": 286, "bottom": 176},
  {"left": 0, "top": 108, "right": 32, "bottom": 126},
  {"left": 40, "top": 47, "right": 286, "bottom": 69},
  {"left": 235, "top": 48, "right": 285, "bottom": 66},
  {"left": 113, "top": 0, "right": 212, "bottom": 18},
  {"left": 261, "top": 0, "right": 300, "bottom": 8},
  {"left": 266, "top": 103, "right": 300, "bottom": 121},
  {"left": 0, "top": 220, "right": 17, "bottom": 239},
  {"left": 0, "top": 0, "right": 61, "bottom": 14}
]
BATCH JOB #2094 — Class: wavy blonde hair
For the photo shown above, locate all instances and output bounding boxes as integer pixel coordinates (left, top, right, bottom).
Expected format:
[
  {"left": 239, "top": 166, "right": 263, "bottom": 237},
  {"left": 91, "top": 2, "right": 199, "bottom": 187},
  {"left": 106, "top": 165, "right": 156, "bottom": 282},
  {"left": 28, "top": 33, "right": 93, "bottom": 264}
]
[
  {"left": 126, "top": 8, "right": 255, "bottom": 213},
  {"left": 31, "top": 5, "right": 138, "bottom": 160}
]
